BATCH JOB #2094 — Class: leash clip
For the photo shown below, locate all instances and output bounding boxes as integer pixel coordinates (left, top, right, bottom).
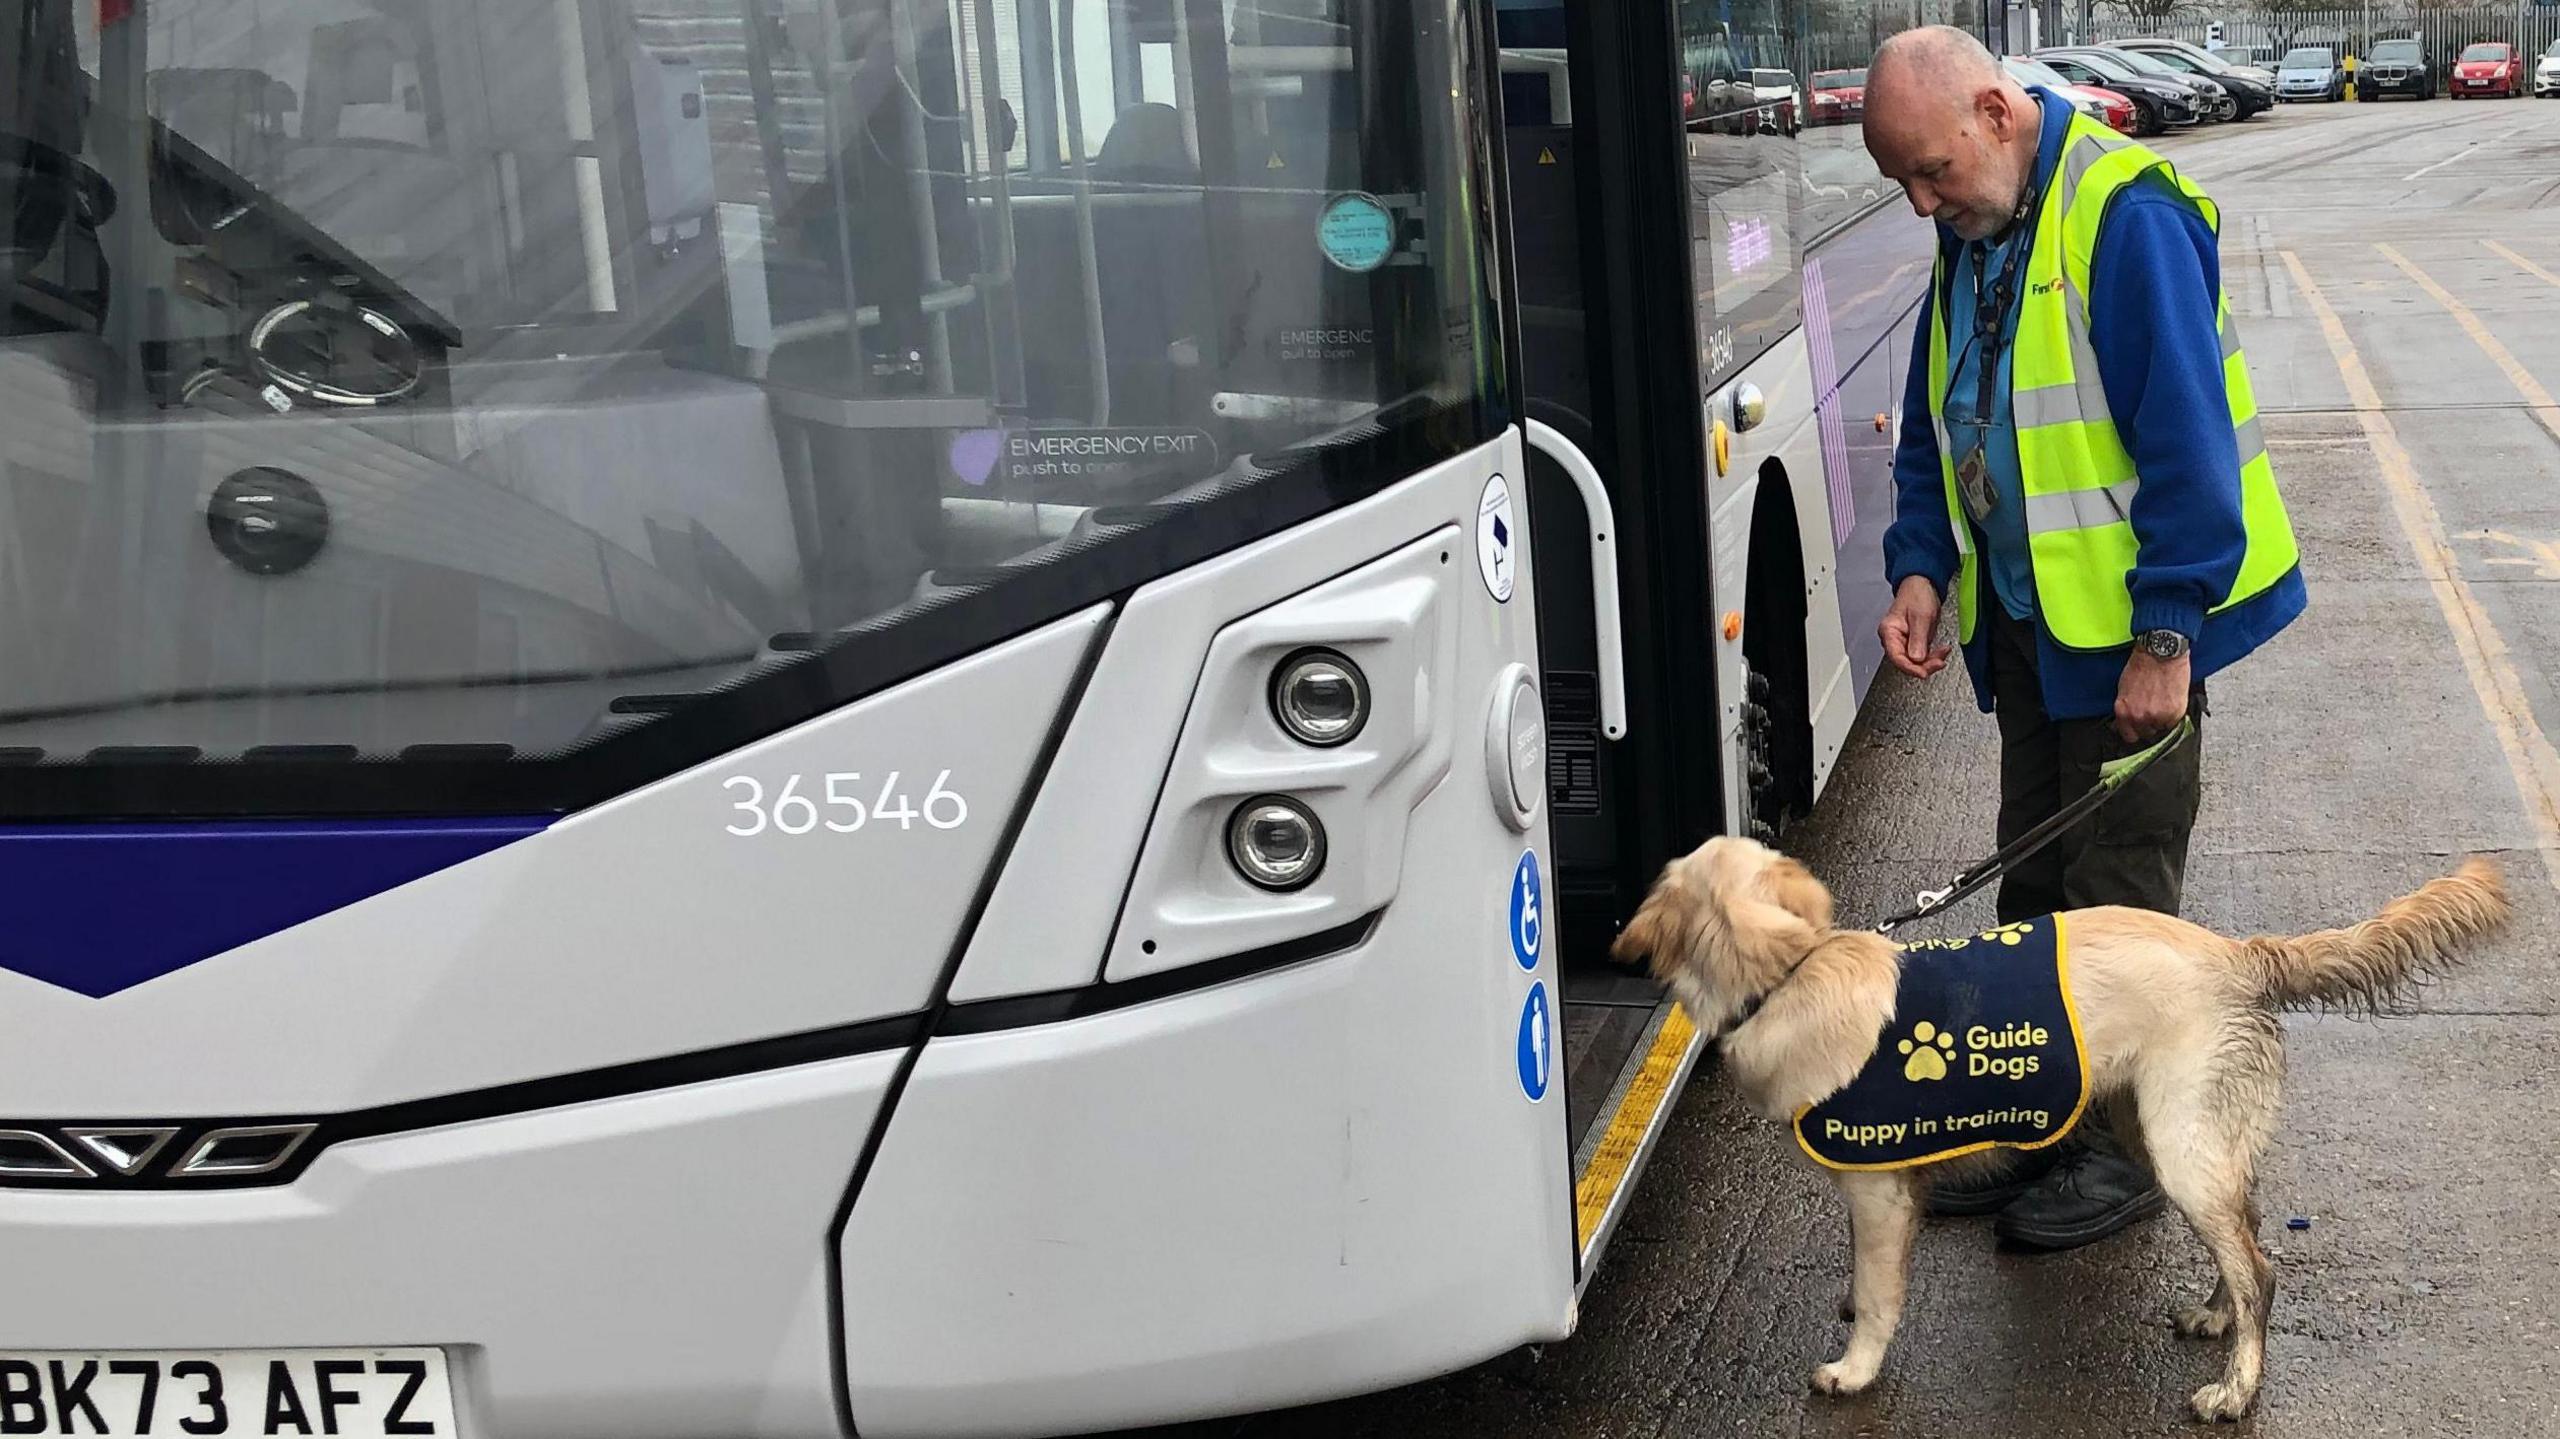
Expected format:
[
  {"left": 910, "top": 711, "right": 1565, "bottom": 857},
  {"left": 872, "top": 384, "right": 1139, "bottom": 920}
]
[{"left": 1871, "top": 715, "right": 2196, "bottom": 935}]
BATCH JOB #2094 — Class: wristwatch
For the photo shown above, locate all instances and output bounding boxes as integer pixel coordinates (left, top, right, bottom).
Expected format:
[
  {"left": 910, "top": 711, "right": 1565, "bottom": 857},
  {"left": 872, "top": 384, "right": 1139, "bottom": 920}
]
[{"left": 2136, "top": 628, "right": 2191, "bottom": 661}]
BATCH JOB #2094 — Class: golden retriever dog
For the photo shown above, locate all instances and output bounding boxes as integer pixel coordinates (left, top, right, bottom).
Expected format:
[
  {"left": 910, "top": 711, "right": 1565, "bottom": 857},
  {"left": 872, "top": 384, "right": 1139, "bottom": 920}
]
[{"left": 1609, "top": 836, "right": 2510, "bottom": 1422}]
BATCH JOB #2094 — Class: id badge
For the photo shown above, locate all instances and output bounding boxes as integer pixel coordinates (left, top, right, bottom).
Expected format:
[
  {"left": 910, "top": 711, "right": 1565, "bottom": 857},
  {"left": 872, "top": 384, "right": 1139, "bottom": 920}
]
[{"left": 1956, "top": 445, "right": 1997, "bottom": 524}]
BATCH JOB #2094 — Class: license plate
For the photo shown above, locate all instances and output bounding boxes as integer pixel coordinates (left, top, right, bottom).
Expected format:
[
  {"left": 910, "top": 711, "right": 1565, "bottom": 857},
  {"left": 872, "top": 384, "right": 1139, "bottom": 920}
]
[{"left": 0, "top": 1351, "right": 454, "bottom": 1437}]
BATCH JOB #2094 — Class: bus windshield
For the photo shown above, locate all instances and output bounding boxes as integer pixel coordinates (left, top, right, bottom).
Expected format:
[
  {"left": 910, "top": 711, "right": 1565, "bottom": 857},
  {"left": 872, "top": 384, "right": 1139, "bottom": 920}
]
[{"left": 0, "top": 0, "right": 1505, "bottom": 818}]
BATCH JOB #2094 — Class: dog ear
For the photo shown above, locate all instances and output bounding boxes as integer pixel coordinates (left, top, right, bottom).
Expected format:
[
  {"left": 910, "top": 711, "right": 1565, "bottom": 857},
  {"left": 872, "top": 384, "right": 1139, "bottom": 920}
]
[
  {"left": 1609, "top": 880, "right": 1690, "bottom": 971},
  {"left": 1725, "top": 896, "right": 1821, "bottom": 976},
  {"left": 1761, "top": 856, "right": 1834, "bottom": 932},
  {"left": 1721, "top": 931, "right": 1900, "bottom": 1118}
]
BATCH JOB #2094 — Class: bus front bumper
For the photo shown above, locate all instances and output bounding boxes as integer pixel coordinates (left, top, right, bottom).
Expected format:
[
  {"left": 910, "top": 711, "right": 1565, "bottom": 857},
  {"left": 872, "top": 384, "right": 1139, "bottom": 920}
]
[{"left": 0, "top": 1052, "right": 898, "bottom": 1439}]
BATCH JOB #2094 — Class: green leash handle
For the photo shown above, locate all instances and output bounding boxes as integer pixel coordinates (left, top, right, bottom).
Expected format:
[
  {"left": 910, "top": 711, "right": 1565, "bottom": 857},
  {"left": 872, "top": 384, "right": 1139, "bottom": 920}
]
[{"left": 1876, "top": 714, "right": 2196, "bottom": 934}]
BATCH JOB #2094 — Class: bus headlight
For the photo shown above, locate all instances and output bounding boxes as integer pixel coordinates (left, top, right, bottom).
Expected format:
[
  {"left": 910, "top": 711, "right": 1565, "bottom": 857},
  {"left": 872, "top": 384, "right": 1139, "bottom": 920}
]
[
  {"left": 1228, "top": 796, "right": 1327, "bottom": 891},
  {"left": 1270, "top": 649, "right": 1369, "bottom": 747}
]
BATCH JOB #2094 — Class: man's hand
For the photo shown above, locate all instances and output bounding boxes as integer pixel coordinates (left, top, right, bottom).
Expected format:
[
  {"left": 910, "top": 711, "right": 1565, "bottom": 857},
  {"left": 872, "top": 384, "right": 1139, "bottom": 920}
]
[
  {"left": 2114, "top": 650, "right": 2191, "bottom": 743},
  {"left": 1879, "top": 576, "right": 1953, "bottom": 680}
]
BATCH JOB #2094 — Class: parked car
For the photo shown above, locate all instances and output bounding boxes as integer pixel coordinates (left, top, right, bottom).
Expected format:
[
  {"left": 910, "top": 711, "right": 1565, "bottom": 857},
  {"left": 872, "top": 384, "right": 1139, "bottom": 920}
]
[
  {"left": 2005, "top": 55, "right": 2138, "bottom": 134},
  {"left": 2136, "top": 36, "right": 2278, "bottom": 87},
  {"left": 2030, "top": 49, "right": 2199, "bottom": 135},
  {"left": 1678, "top": 28, "right": 1757, "bottom": 133},
  {"left": 2275, "top": 44, "right": 2346, "bottom": 102},
  {"left": 2452, "top": 41, "right": 2525, "bottom": 98},
  {"left": 1748, "top": 67, "right": 1802, "bottom": 134},
  {"left": 1808, "top": 67, "right": 1865, "bottom": 125},
  {"left": 2163, "top": 37, "right": 2279, "bottom": 88},
  {"left": 2357, "top": 37, "right": 2436, "bottom": 100},
  {"left": 2041, "top": 47, "right": 2226, "bottom": 123},
  {"left": 2103, "top": 40, "right": 2269, "bottom": 117},
  {"left": 2539, "top": 38, "right": 2560, "bottom": 97}
]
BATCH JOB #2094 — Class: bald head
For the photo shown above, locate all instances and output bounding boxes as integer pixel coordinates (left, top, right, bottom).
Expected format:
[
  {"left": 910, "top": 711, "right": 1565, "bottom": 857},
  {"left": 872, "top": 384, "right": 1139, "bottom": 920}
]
[
  {"left": 1861, "top": 25, "right": 2044, "bottom": 241},
  {"left": 1868, "top": 25, "right": 2007, "bottom": 116}
]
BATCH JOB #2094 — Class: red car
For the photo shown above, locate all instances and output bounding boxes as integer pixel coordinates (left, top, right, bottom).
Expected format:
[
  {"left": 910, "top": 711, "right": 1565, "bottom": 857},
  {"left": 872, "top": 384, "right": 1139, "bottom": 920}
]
[
  {"left": 2077, "top": 84, "right": 2142, "bottom": 133},
  {"left": 1809, "top": 68, "right": 1866, "bottom": 124},
  {"left": 2452, "top": 41, "right": 2525, "bottom": 98}
]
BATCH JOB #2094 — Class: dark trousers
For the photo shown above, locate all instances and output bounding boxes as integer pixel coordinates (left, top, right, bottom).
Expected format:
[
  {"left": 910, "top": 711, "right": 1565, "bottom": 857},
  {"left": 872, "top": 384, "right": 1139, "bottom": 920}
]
[{"left": 1985, "top": 601, "right": 2205, "bottom": 1165}]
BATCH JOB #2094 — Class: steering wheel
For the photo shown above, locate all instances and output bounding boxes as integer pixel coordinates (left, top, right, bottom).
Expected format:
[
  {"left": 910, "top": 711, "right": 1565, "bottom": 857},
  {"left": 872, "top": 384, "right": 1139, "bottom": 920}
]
[{"left": 245, "top": 292, "right": 427, "bottom": 408}]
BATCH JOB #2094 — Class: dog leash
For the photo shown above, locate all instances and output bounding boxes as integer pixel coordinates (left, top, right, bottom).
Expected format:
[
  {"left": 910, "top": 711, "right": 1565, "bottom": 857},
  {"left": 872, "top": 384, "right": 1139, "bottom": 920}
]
[{"left": 1873, "top": 715, "right": 2196, "bottom": 935}]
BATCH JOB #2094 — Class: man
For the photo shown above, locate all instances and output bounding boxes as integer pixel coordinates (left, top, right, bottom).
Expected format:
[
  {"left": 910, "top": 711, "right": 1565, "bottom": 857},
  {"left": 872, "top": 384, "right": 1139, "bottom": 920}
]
[{"left": 1863, "top": 28, "right": 2306, "bottom": 1250}]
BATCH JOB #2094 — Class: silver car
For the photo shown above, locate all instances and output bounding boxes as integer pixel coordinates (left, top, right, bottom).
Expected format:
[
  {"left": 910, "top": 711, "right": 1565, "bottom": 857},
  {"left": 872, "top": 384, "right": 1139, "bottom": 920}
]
[{"left": 2277, "top": 45, "right": 2345, "bottom": 102}]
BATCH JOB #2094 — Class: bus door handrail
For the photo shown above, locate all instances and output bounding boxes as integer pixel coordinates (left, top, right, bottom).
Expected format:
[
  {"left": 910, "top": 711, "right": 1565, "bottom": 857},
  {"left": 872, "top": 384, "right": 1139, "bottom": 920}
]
[{"left": 1523, "top": 419, "right": 1627, "bottom": 741}]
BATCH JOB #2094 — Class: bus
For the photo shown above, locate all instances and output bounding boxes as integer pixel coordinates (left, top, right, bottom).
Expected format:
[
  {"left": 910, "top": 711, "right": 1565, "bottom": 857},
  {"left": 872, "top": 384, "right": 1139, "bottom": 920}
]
[{"left": 0, "top": 0, "right": 1929, "bottom": 1433}]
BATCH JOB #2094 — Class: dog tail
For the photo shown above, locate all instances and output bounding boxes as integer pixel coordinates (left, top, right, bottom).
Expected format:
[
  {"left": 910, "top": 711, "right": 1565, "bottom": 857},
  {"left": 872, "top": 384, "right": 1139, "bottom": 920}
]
[{"left": 2239, "top": 856, "right": 2511, "bottom": 1014}]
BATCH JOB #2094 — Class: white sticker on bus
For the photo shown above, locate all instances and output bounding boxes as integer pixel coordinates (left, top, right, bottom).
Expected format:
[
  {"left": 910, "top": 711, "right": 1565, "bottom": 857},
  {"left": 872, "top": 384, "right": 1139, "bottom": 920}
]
[{"left": 723, "top": 771, "right": 966, "bottom": 836}]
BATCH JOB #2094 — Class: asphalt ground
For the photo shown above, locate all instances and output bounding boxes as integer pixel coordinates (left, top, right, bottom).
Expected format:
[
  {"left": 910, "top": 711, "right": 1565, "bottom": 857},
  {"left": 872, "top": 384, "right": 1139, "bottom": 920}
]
[{"left": 1140, "top": 95, "right": 2560, "bottom": 1438}]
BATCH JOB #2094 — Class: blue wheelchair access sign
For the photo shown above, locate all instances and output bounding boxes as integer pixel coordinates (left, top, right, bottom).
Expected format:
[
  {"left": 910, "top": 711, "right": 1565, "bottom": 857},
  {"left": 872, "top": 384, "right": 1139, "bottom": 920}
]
[{"left": 1509, "top": 849, "right": 1542, "bottom": 971}]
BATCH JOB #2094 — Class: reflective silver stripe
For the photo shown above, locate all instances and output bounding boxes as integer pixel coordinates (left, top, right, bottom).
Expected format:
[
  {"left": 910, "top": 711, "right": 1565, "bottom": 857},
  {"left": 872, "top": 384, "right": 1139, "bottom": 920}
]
[
  {"left": 2219, "top": 314, "right": 2242, "bottom": 362},
  {"left": 2057, "top": 127, "right": 2134, "bottom": 212},
  {"left": 2062, "top": 276, "right": 2107, "bottom": 392},
  {"left": 2014, "top": 364, "right": 2115, "bottom": 429},
  {"left": 2025, "top": 480, "right": 2141, "bottom": 535},
  {"left": 2235, "top": 413, "right": 2266, "bottom": 468},
  {"left": 2013, "top": 383, "right": 2083, "bottom": 428},
  {"left": 2045, "top": 275, "right": 2118, "bottom": 429}
]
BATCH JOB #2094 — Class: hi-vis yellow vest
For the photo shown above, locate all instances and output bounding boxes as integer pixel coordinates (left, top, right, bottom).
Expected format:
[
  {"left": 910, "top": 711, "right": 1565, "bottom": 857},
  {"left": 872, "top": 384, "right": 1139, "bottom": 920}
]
[{"left": 1925, "top": 112, "right": 2298, "bottom": 651}]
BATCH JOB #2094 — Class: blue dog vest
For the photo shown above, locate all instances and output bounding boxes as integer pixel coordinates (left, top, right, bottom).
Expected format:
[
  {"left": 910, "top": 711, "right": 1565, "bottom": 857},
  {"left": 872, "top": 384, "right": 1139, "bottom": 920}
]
[{"left": 1794, "top": 916, "right": 2090, "bottom": 1171}]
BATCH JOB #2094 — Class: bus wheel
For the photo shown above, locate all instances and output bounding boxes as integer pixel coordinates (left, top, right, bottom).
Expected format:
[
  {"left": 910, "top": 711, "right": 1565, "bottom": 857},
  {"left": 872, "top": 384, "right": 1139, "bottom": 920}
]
[
  {"left": 1739, "top": 466, "right": 1816, "bottom": 843},
  {"left": 1743, "top": 661, "right": 1781, "bottom": 845}
]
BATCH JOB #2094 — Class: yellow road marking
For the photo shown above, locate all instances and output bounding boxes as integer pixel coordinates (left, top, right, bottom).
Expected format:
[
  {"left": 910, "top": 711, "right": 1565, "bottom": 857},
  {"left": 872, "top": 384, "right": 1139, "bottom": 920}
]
[
  {"left": 1573, "top": 1004, "right": 1697, "bottom": 1253},
  {"left": 2485, "top": 239, "right": 2560, "bottom": 292},
  {"left": 2478, "top": 530, "right": 2560, "bottom": 580},
  {"left": 2284, "top": 250, "right": 2560, "bottom": 892},
  {"left": 2379, "top": 243, "right": 2560, "bottom": 447}
]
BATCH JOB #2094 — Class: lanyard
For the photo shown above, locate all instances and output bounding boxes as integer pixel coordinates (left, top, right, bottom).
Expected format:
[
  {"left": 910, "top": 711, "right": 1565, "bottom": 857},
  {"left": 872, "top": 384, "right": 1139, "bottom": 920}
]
[{"left": 1956, "top": 168, "right": 2048, "bottom": 428}]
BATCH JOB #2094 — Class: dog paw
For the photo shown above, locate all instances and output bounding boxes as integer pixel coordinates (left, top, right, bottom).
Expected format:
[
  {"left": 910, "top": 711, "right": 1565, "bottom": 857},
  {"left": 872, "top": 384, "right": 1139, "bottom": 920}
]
[
  {"left": 2189, "top": 1380, "right": 2256, "bottom": 1423},
  {"left": 2173, "top": 1303, "right": 2233, "bottom": 1340},
  {"left": 1811, "top": 1360, "right": 1876, "bottom": 1397}
]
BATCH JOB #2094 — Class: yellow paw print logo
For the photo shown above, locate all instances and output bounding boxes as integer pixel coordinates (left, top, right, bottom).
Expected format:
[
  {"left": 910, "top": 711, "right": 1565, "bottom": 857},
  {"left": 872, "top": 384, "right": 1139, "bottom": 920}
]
[
  {"left": 1979, "top": 922, "right": 2036, "bottom": 946},
  {"left": 1899, "top": 1022, "right": 1956, "bottom": 1081}
]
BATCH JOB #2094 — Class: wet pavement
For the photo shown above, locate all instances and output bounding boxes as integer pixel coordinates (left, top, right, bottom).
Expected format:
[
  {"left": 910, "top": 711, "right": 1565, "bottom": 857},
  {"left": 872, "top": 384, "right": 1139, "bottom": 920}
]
[{"left": 1138, "top": 99, "right": 2560, "bottom": 1438}]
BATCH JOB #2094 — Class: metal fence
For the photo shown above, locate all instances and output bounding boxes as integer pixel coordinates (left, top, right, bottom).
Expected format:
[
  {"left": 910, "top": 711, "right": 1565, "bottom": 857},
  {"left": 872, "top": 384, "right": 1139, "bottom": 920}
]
[{"left": 2075, "top": 8, "right": 2560, "bottom": 73}]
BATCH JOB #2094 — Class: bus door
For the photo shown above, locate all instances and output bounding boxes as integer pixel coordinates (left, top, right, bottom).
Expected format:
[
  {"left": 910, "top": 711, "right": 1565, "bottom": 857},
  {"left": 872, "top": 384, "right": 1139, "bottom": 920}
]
[
  {"left": 1489, "top": 0, "right": 1727, "bottom": 1281},
  {"left": 1496, "top": 0, "right": 1855, "bottom": 1279}
]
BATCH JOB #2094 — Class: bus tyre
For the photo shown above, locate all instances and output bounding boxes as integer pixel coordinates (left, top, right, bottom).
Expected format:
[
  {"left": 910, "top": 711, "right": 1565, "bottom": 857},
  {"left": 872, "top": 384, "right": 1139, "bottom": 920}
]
[{"left": 1743, "top": 661, "right": 1782, "bottom": 843}]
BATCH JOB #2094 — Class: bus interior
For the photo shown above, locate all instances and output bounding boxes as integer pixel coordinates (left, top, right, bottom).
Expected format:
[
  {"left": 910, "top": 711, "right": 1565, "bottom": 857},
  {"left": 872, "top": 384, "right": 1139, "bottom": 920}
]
[{"left": 0, "top": 0, "right": 1484, "bottom": 790}]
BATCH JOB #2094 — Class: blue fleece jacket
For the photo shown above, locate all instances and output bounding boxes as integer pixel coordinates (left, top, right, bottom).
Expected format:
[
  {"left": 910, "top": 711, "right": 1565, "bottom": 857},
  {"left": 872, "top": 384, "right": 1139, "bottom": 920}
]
[{"left": 1881, "top": 90, "right": 2306, "bottom": 721}]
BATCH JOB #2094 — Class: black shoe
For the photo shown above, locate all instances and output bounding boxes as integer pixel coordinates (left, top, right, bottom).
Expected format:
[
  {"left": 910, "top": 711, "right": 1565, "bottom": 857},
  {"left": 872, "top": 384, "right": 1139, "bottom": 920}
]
[
  {"left": 1991, "top": 1142, "right": 2167, "bottom": 1251},
  {"left": 1923, "top": 1144, "right": 2064, "bottom": 1217}
]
